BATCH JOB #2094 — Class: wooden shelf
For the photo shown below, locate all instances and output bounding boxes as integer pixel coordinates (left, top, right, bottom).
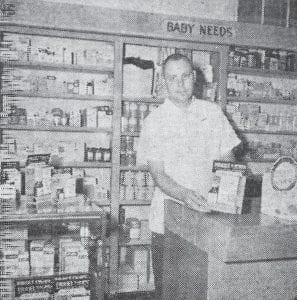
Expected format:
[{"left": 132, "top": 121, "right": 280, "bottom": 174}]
[
  {"left": 52, "top": 161, "right": 112, "bottom": 168},
  {"left": 120, "top": 201, "right": 151, "bottom": 206},
  {"left": 239, "top": 129, "right": 297, "bottom": 136},
  {"left": 1, "top": 91, "right": 113, "bottom": 102},
  {"left": 121, "top": 132, "right": 140, "bottom": 137},
  {"left": 228, "top": 66, "right": 297, "bottom": 79},
  {"left": 241, "top": 158, "right": 277, "bottom": 163},
  {"left": 0, "top": 211, "right": 104, "bottom": 223},
  {"left": 1, "top": 60, "right": 114, "bottom": 74},
  {"left": 227, "top": 97, "right": 297, "bottom": 106},
  {"left": 0, "top": 124, "right": 111, "bottom": 134},
  {"left": 120, "top": 165, "right": 148, "bottom": 171},
  {"left": 123, "top": 96, "right": 164, "bottom": 104},
  {"left": 119, "top": 239, "right": 151, "bottom": 246}
]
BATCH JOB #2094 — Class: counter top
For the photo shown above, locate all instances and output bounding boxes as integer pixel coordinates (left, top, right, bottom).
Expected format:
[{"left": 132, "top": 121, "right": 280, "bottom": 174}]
[{"left": 165, "top": 199, "right": 297, "bottom": 263}]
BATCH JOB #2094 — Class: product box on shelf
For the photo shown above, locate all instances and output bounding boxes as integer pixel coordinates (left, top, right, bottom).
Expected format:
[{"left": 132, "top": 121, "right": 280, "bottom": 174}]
[
  {"left": 0, "top": 183, "right": 17, "bottom": 214},
  {"left": 30, "top": 240, "right": 55, "bottom": 276},
  {"left": 59, "top": 239, "right": 89, "bottom": 274}
]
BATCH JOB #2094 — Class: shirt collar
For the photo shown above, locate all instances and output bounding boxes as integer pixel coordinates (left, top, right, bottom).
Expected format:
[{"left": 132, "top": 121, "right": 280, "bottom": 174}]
[{"left": 164, "top": 97, "right": 208, "bottom": 121}]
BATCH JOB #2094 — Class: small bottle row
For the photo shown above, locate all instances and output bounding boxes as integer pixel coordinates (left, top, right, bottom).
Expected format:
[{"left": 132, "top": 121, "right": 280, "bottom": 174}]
[
  {"left": 229, "top": 46, "right": 297, "bottom": 72},
  {"left": 121, "top": 102, "right": 159, "bottom": 134},
  {"left": 120, "top": 136, "right": 139, "bottom": 167},
  {"left": 1, "top": 33, "right": 114, "bottom": 67},
  {"left": 1, "top": 105, "right": 113, "bottom": 129},
  {"left": 0, "top": 135, "right": 111, "bottom": 166},
  {"left": 120, "top": 171, "right": 154, "bottom": 203}
]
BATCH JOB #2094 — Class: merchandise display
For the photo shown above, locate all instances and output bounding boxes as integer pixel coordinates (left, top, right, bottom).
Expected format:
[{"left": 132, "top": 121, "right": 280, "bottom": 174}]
[
  {"left": 226, "top": 102, "right": 297, "bottom": 132},
  {"left": 1, "top": 3, "right": 296, "bottom": 298},
  {"left": 229, "top": 46, "right": 297, "bottom": 71},
  {"left": 227, "top": 74, "right": 297, "bottom": 102},
  {"left": 1, "top": 68, "right": 114, "bottom": 97},
  {"left": 1, "top": 33, "right": 114, "bottom": 67}
]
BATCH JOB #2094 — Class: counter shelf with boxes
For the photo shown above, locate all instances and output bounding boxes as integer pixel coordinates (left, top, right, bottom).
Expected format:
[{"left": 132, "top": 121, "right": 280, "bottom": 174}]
[
  {"left": 226, "top": 45, "right": 297, "bottom": 173},
  {"left": 0, "top": 154, "right": 111, "bottom": 215},
  {"left": 0, "top": 213, "right": 106, "bottom": 300}
]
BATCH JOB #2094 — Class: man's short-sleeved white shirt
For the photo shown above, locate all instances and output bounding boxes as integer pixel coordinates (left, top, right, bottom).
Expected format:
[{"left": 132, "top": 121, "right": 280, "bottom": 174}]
[{"left": 136, "top": 98, "right": 241, "bottom": 234}]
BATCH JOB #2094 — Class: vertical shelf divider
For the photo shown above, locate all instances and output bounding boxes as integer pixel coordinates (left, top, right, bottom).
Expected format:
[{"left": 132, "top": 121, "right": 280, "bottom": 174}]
[{"left": 109, "top": 38, "right": 124, "bottom": 295}]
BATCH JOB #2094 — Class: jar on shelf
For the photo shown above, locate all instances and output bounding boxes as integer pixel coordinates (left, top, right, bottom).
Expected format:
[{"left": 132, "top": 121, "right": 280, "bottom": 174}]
[
  {"left": 95, "top": 148, "right": 103, "bottom": 161},
  {"left": 102, "top": 148, "right": 111, "bottom": 162},
  {"left": 128, "top": 116, "right": 138, "bottom": 133},
  {"left": 126, "top": 217, "right": 141, "bottom": 240}
]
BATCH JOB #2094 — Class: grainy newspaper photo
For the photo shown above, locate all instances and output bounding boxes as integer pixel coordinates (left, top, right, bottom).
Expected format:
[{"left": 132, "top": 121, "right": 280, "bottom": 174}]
[{"left": 0, "top": 0, "right": 296, "bottom": 299}]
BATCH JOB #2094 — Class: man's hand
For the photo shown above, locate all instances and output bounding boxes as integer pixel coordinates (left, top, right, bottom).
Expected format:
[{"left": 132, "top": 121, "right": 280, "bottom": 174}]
[{"left": 184, "top": 189, "right": 211, "bottom": 212}]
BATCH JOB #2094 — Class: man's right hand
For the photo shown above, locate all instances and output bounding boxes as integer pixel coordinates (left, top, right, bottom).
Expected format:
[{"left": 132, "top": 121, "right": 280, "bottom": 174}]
[{"left": 184, "top": 189, "right": 211, "bottom": 212}]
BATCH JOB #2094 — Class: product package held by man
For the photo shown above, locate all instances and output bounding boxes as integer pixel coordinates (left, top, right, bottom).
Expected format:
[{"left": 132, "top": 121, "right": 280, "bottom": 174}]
[{"left": 136, "top": 53, "right": 241, "bottom": 298}]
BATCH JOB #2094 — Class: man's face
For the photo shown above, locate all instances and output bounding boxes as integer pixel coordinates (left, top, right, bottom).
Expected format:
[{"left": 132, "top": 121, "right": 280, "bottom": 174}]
[{"left": 164, "top": 58, "right": 194, "bottom": 107}]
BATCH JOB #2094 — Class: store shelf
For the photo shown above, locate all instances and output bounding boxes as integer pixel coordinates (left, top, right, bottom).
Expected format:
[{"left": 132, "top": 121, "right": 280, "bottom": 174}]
[
  {"left": 1, "top": 60, "right": 114, "bottom": 74},
  {"left": 0, "top": 211, "right": 104, "bottom": 223},
  {"left": 0, "top": 124, "right": 111, "bottom": 134},
  {"left": 123, "top": 96, "right": 164, "bottom": 104},
  {"left": 227, "top": 97, "right": 297, "bottom": 106},
  {"left": 52, "top": 161, "right": 112, "bottom": 168},
  {"left": 227, "top": 66, "right": 297, "bottom": 79},
  {"left": 121, "top": 132, "right": 140, "bottom": 137},
  {"left": 119, "top": 239, "right": 151, "bottom": 246},
  {"left": 120, "top": 201, "right": 151, "bottom": 206},
  {"left": 239, "top": 129, "right": 297, "bottom": 136},
  {"left": 241, "top": 158, "right": 277, "bottom": 163},
  {"left": 1, "top": 91, "right": 114, "bottom": 102},
  {"left": 120, "top": 165, "right": 148, "bottom": 171}
]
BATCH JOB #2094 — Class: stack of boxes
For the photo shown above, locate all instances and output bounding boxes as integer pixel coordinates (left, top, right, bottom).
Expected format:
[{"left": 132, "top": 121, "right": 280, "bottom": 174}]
[
  {"left": 30, "top": 240, "right": 55, "bottom": 276},
  {"left": 59, "top": 239, "right": 89, "bottom": 274},
  {"left": 0, "top": 226, "right": 29, "bottom": 299},
  {"left": 119, "top": 246, "right": 154, "bottom": 292}
]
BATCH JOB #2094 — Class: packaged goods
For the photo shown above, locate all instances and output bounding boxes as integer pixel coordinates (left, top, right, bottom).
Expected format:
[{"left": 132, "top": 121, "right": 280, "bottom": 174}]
[
  {"left": 30, "top": 240, "right": 55, "bottom": 276},
  {"left": 0, "top": 184, "right": 17, "bottom": 214}
]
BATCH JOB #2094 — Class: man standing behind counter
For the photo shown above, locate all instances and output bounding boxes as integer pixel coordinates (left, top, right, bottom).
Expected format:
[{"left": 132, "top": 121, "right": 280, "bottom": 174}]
[{"left": 136, "top": 54, "right": 241, "bottom": 298}]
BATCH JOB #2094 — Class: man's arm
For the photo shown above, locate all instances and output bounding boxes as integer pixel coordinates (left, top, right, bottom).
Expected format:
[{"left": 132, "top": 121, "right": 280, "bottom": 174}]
[
  {"left": 148, "top": 160, "right": 210, "bottom": 212},
  {"left": 220, "top": 149, "right": 236, "bottom": 161}
]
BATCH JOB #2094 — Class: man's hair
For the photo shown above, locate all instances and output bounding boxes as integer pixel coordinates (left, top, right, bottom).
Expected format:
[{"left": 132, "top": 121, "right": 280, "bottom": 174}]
[{"left": 162, "top": 53, "right": 193, "bottom": 73}]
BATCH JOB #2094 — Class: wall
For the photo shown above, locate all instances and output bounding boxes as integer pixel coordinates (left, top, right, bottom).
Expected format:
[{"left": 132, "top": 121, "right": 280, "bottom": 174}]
[{"left": 34, "top": 0, "right": 238, "bottom": 21}]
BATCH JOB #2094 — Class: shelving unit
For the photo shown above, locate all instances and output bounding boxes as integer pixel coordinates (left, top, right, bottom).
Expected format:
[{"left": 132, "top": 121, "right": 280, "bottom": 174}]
[
  {"left": 226, "top": 45, "right": 297, "bottom": 175},
  {"left": 1, "top": 92, "right": 114, "bottom": 102},
  {"left": 1, "top": 0, "right": 297, "bottom": 299},
  {"left": 228, "top": 66, "right": 297, "bottom": 79},
  {"left": 0, "top": 60, "right": 114, "bottom": 74},
  {"left": 239, "top": 129, "right": 297, "bottom": 136},
  {"left": 0, "top": 124, "right": 111, "bottom": 133},
  {"left": 227, "top": 97, "right": 297, "bottom": 105},
  {"left": 0, "top": 210, "right": 106, "bottom": 300}
]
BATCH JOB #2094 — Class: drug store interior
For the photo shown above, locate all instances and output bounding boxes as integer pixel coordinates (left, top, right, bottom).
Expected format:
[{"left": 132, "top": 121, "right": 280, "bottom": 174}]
[{"left": 0, "top": 0, "right": 296, "bottom": 299}]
